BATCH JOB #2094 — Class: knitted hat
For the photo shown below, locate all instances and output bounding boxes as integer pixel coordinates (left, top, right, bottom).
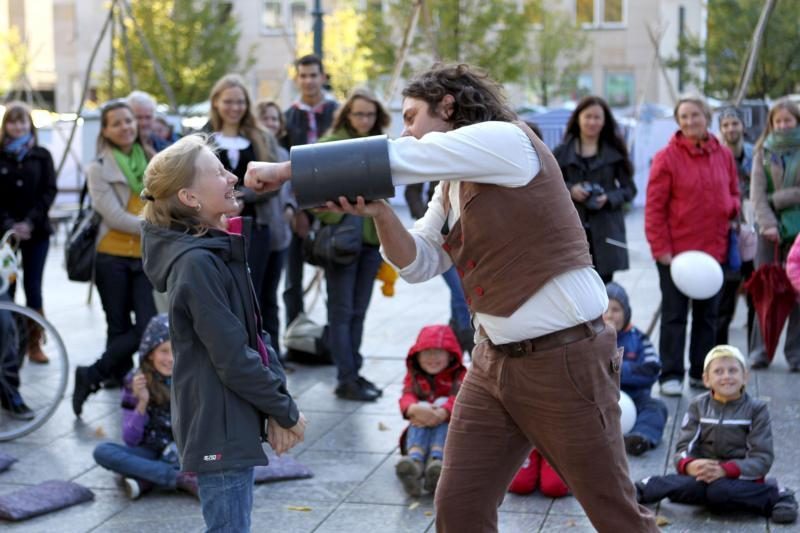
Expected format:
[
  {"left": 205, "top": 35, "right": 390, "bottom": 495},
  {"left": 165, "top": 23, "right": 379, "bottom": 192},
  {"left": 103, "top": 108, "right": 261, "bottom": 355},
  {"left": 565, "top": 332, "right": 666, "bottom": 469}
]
[
  {"left": 703, "top": 344, "right": 747, "bottom": 372},
  {"left": 718, "top": 106, "right": 744, "bottom": 125},
  {"left": 138, "top": 313, "right": 170, "bottom": 363},
  {"left": 605, "top": 282, "right": 631, "bottom": 329}
]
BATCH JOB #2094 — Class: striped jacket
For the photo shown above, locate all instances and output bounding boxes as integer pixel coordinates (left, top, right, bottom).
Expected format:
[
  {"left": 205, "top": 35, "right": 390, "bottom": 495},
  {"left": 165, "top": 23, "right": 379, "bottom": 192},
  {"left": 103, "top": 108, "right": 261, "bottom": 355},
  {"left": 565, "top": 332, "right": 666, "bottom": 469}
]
[{"left": 674, "top": 392, "right": 773, "bottom": 480}]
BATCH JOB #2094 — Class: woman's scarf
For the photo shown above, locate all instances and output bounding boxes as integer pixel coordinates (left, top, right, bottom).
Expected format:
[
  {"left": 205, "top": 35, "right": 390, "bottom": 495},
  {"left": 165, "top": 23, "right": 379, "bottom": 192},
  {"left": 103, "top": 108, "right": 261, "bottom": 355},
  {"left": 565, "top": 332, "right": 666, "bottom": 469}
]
[
  {"left": 112, "top": 143, "right": 147, "bottom": 195},
  {"left": 764, "top": 126, "right": 800, "bottom": 190},
  {"left": 2, "top": 133, "right": 34, "bottom": 162}
]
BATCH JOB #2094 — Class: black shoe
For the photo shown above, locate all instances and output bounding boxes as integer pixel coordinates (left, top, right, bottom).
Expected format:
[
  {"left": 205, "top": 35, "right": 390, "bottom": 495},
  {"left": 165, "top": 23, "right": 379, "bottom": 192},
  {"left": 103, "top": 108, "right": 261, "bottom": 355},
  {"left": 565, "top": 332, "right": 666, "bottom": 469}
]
[
  {"left": 772, "top": 489, "right": 798, "bottom": 524},
  {"left": 335, "top": 380, "right": 380, "bottom": 402},
  {"left": 357, "top": 376, "right": 383, "bottom": 397},
  {"left": 73, "top": 366, "right": 98, "bottom": 417},
  {"left": 751, "top": 359, "right": 769, "bottom": 370},
  {"left": 789, "top": 363, "right": 800, "bottom": 373},
  {"left": 624, "top": 434, "right": 652, "bottom": 456},
  {"left": 634, "top": 480, "right": 647, "bottom": 504},
  {"left": 1, "top": 395, "right": 35, "bottom": 421}
]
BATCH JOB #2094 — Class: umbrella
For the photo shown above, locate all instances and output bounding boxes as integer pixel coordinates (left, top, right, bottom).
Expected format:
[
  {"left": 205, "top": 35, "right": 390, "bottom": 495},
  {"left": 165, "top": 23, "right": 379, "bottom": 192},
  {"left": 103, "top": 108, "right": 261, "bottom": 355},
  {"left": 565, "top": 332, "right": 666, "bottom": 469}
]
[{"left": 744, "top": 256, "right": 797, "bottom": 362}]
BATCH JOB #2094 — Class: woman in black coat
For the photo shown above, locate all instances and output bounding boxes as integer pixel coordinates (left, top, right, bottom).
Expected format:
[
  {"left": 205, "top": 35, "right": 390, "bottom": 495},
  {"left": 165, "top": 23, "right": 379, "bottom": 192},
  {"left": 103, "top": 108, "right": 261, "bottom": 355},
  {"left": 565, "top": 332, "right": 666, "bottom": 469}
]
[
  {"left": 553, "top": 96, "right": 636, "bottom": 283},
  {"left": 0, "top": 101, "right": 57, "bottom": 363}
]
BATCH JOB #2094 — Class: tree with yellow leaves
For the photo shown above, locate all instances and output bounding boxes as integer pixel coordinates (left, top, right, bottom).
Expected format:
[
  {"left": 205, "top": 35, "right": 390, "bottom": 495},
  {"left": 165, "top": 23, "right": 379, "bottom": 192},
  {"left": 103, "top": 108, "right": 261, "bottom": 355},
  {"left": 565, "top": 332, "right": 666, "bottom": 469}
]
[
  {"left": 294, "top": 5, "right": 375, "bottom": 101},
  {"left": 0, "top": 27, "right": 27, "bottom": 96}
]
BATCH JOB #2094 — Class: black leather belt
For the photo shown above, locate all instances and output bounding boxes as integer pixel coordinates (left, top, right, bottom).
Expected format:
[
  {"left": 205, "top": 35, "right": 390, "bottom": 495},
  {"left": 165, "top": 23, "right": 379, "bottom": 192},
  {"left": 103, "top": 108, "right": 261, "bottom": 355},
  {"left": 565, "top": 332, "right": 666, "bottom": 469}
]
[{"left": 490, "top": 317, "right": 606, "bottom": 357}]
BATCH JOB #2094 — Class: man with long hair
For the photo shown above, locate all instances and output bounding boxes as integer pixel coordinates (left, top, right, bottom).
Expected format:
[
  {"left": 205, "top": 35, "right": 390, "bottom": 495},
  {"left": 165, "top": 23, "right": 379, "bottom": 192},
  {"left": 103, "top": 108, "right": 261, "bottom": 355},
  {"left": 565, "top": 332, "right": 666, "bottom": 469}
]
[{"left": 246, "top": 63, "right": 657, "bottom": 532}]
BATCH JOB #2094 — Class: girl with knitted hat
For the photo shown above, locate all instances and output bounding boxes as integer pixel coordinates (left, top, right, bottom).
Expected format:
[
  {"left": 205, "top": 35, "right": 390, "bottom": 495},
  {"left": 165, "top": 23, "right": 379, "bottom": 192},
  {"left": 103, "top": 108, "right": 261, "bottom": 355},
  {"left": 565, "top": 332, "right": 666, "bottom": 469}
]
[{"left": 93, "top": 313, "right": 198, "bottom": 499}]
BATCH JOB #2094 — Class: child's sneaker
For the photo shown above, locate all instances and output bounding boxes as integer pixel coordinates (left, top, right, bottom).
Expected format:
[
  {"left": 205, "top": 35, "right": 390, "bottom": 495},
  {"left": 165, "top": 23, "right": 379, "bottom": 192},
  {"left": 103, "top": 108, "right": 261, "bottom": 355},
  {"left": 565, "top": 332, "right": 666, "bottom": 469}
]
[
  {"left": 1, "top": 397, "right": 35, "bottom": 421},
  {"left": 423, "top": 458, "right": 443, "bottom": 493},
  {"left": 660, "top": 380, "right": 683, "bottom": 396},
  {"left": 176, "top": 471, "right": 199, "bottom": 499},
  {"left": 624, "top": 434, "right": 652, "bottom": 456},
  {"left": 772, "top": 489, "right": 798, "bottom": 524},
  {"left": 123, "top": 477, "right": 142, "bottom": 500},
  {"left": 395, "top": 457, "right": 423, "bottom": 497}
]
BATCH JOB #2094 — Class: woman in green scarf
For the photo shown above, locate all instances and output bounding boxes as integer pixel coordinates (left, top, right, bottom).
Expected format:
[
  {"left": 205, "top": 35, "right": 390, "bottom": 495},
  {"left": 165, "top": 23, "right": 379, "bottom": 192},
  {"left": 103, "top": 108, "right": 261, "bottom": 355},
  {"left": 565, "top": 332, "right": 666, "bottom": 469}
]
[
  {"left": 73, "top": 100, "right": 157, "bottom": 417},
  {"left": 315, "top": 88, "right": 391, "bottom": 401},
  {"left": 749, "top": 98, "right": 800, "bottom": 371}
]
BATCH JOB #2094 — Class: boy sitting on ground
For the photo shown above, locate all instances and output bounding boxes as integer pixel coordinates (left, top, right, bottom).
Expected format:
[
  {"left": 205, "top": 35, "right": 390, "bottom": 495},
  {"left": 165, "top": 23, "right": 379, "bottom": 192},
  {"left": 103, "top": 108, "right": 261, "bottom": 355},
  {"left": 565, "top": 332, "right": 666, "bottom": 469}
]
[{"left": 636, "top": 345, "right": 798, "bottom": 524}]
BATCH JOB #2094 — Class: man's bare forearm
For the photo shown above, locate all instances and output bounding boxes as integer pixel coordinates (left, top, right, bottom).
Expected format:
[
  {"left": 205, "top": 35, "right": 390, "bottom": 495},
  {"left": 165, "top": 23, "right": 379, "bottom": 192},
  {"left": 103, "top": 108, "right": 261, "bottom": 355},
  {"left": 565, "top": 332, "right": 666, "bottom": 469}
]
[{"left": 374, "top": 204, "right": 417, "bottom": 269}]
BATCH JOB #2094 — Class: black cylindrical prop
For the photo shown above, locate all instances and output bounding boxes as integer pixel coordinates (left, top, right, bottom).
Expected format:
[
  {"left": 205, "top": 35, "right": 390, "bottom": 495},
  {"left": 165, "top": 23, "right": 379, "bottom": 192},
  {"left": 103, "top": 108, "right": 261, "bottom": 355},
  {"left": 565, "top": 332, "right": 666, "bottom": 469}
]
[{"left": 290, "top": 135, "right": 394, "bottom": 209}]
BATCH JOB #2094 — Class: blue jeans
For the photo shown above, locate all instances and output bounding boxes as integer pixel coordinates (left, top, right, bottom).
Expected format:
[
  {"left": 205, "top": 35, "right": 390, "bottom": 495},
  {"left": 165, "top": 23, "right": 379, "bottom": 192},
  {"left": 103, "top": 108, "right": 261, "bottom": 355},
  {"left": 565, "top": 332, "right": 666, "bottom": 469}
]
[
  {"left": 406, "top": 422, "right": 449, "bottom": 462},
  {"left": 325, "top": 245, "right": 382, "bottom": 384},
  {"left": 90, "top": 254, "right": 157, "bottom": 383},
  {"left": 628, "top": 395, "right": 668, "bottom": 446},
  {"left": 197, "top": 467, "right": 255, "bottom": 533},
  {"left": 93, "top": 442, "right": 178, "bottom": 488},
  {"left": 8, "top": 237, "right": 49, "bottom": 310},
  {"left": 441, "top": 266, "right": 470, "bottom": 330}
]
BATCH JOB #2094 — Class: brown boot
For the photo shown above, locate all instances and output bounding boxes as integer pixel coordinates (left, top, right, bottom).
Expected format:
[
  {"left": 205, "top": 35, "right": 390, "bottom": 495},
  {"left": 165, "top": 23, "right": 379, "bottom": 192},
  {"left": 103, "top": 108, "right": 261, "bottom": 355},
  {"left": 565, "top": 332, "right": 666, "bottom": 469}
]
[{"left": 26, "top": 310, "right": 49, "bottom": 364}]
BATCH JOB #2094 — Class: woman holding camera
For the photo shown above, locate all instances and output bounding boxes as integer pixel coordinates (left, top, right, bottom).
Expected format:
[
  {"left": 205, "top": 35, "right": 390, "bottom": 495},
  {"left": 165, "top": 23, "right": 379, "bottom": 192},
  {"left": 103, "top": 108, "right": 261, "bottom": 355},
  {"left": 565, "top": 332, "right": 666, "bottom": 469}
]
[{"left": 554, "top": 96, "right": 636, "bottom": 284}]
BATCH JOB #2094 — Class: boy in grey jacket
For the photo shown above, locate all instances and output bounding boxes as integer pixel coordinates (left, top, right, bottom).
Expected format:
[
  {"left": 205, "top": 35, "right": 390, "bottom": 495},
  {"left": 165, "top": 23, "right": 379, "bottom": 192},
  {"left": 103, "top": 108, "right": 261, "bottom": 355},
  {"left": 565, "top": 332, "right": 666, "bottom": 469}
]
[{"left": 636, "top": 345, "right": 797, "bottom": 524}]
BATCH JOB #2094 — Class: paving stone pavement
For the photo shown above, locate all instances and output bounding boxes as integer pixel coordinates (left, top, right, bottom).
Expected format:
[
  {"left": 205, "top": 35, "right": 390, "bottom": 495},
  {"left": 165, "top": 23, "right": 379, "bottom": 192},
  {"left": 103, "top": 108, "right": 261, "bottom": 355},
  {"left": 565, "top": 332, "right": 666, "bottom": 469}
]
[{"left": 1, "top": 206, "right": 798, "bottom": 532}]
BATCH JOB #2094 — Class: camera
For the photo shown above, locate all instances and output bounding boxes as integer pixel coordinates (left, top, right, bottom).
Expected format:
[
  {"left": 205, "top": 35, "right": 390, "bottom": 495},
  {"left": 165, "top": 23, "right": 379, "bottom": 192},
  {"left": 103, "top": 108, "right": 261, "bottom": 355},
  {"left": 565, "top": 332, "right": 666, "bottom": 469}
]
[{"left": 582, "top": 183, "right": 606, "bottom": 210}]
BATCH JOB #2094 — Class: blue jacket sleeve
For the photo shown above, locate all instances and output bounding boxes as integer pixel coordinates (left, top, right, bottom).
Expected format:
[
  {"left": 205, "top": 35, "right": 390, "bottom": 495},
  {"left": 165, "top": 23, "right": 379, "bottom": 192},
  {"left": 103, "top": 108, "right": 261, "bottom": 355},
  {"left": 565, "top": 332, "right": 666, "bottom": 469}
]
[{"left": 619, "top": 328, "right": 661, "bottom": 390}]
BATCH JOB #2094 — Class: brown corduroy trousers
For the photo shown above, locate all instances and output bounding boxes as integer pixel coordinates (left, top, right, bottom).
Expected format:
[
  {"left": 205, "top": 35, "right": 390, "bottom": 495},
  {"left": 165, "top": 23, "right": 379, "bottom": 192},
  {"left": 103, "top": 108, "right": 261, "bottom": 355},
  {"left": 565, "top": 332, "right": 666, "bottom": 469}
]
[{"left": 434, "top": 323, "right": 658, "bottom": 533}]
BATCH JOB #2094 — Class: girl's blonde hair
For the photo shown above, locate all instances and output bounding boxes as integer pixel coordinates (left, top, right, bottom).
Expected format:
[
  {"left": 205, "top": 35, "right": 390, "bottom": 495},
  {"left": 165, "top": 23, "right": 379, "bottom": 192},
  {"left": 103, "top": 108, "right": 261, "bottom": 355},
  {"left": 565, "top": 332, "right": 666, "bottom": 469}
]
[
  {"left": 142, "top": 134, "right": 212, "bottom": 234},
  {"left": 756, "top": 97, "right": 800, "bottom": 150},
  {"left": 208, "top": 74, "right": 277, "bottom": 162}
]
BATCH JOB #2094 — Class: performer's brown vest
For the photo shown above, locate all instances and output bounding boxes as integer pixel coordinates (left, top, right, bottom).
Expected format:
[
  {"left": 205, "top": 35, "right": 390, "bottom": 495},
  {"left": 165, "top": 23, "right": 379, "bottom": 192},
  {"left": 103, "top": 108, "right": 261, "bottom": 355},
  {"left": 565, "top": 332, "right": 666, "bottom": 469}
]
[{"left": 441, "top": 121, "right": 593, "bottom": 317}]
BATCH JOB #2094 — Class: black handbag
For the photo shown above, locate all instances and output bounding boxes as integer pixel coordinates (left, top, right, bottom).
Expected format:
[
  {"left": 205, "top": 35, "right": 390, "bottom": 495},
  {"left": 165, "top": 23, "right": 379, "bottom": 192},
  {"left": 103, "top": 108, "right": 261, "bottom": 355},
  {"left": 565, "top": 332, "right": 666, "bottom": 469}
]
[
  {"left": 302, "top": 214, "right": 363, "bottom": 267},
  {"left": 64, "top": 182, "right": 101, "bottom": 282}
]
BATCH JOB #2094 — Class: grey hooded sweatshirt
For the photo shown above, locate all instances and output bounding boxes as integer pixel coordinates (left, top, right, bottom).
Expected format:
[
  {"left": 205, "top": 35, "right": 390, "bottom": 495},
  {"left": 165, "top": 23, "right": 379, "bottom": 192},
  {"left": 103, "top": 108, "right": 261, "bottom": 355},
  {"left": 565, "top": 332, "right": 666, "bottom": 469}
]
[{"left": 141, "top": 221, "right": 299, "bottom": 473}]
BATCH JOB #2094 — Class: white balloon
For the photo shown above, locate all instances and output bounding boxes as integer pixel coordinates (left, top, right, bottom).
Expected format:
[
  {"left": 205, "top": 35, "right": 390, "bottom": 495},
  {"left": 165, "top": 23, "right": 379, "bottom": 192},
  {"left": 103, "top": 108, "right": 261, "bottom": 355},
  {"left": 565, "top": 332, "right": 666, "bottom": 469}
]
[
  {"left": 670, "top": 251, "right": 724, "bottom": 300},
  {"left": 619, "top": 391, "right": 637, "bottom": 435}
]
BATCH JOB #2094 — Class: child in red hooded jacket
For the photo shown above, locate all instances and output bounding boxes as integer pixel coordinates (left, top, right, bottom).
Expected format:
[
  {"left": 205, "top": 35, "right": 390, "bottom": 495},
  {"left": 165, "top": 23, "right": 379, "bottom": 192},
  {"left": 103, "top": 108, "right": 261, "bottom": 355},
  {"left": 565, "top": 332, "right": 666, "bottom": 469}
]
[{"left": 396, "top": 324, "right": 466, "bottom": 497}]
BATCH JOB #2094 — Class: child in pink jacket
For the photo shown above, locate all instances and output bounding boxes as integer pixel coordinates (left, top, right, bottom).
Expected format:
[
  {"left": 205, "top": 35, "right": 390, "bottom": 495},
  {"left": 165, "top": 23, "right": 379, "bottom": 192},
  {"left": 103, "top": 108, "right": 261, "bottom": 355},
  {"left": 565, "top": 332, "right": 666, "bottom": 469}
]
[{"left": 788, "top": 233, "right": 800, "bottom": 295}]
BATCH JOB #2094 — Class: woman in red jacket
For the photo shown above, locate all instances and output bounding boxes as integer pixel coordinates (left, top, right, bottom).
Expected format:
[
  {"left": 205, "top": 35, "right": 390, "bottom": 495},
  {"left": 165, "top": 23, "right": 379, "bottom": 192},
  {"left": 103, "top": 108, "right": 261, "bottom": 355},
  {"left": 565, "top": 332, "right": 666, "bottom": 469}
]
[
  {"left": 396, "top": 324, "right": 466, "bottom": 497},
  {"left": 645, "top": 95, "right": 740, "bottom": 396}
]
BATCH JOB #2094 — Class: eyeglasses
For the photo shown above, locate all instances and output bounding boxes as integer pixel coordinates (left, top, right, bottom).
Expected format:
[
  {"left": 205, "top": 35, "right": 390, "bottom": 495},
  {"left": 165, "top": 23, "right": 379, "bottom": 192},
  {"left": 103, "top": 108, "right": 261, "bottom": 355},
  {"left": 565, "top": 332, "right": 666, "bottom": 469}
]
[{"left": 351, "top": 112, "right": 377, "bottom": 120}]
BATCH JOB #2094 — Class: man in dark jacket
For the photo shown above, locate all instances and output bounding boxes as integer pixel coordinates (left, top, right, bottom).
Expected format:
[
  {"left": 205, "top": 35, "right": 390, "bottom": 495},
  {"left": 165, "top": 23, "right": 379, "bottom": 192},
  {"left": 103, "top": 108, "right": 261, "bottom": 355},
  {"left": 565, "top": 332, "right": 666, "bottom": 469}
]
[{"left": 282, "top": 55, "right": 339, "bottom": 332}]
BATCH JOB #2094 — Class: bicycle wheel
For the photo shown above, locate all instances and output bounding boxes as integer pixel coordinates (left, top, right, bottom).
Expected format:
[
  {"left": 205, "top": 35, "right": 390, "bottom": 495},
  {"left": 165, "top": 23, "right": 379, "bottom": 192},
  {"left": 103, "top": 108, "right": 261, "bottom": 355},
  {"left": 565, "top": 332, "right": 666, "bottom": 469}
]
[{"left": 0, "top": 301, "right": 69, "bottom": 441}]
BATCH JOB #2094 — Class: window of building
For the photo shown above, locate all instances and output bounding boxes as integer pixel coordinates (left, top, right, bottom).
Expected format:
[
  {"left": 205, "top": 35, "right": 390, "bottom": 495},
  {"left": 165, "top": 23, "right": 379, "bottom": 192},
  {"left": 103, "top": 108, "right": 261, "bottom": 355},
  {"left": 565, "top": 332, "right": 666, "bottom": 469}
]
[
  {"left": 290, "top": 1, "right": 308, "bottom": 33},
  {"left": 576, "top": 0, "right": 625, "bottom": 28},
  {"left": 576, "top": 73, "right": 594, "bottom": 99},
  {"left": 262, "top": 1, "right": 283, "bottom": 30}
]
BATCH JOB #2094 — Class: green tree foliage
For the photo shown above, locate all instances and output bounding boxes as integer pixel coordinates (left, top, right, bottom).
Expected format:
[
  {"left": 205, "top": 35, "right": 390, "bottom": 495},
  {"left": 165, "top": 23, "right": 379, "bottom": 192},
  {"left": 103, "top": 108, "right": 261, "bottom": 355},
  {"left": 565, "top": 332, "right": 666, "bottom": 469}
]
[
  {"left": 668, "top": 0, "right": 800, "bottom": 100},
  {"left": 357, "top": 0, "right": 529, "bottom": 85},
  {"left": 521, "top": 2, "right": 589, "bottom": 106},
  {"left": 99, "top": 0, "right": 255, "bottom": 108}
]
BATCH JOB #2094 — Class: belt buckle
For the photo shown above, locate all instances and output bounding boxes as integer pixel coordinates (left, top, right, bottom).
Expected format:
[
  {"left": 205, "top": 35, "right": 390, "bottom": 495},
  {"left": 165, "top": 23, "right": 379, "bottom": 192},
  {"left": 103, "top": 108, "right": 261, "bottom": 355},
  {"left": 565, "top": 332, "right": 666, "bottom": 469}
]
[{"left": 506, "top": 342, "right": 527, "bottom": 358}]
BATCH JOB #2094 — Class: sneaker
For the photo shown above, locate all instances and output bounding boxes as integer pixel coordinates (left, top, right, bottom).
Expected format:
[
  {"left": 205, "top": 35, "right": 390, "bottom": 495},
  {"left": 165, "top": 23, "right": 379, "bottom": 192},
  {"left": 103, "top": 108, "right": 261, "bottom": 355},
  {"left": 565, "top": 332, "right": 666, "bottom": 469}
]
[
  {"left": 789, "top": 363, "right": 800, "bottom": 374},
  {"left": 624, "top": 434, "right": 652, "bottom": 456},
  {"left": 395, "top": 456, "right": 424, "bottom": 497},
  {"left": 423, "top": 458, "right": 443, "bottom": 493},
  {"left": 1, "top": 396, "right": 35, "bottom": 421},
  {"left": 634, "top": 479, "right": 648, "bottom": 504},
  {"left": 688, "top": 377, "right": 705, "bottom": 390},
  {"left": 123, "top": 477, "right": 142, "bottom": 500},
  {"left": 357, "top": 376, "right": 383, "bottom": 397},
  {"left": 176, "top": 471, "right": 199, "bottom": 499},
  {"left": 772, "top": 489, "right": 798, "bottom": 524},
  {"left": 660, "top": 380, "right": 683, "bottom": 396}
]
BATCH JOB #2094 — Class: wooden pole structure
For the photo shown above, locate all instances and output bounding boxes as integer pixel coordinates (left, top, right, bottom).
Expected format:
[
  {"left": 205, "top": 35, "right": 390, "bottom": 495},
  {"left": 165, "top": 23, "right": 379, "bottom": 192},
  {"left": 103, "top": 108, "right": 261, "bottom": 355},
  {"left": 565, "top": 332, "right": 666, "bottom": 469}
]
[
  {"left": 384, "top": 0, "right": 423, "bottom": 104},
  {"left": 55, "top": 3, "right": 115, "bottom": 180},
  {"left": 732, "top": 0, "right": 777, "bottom": 106}
]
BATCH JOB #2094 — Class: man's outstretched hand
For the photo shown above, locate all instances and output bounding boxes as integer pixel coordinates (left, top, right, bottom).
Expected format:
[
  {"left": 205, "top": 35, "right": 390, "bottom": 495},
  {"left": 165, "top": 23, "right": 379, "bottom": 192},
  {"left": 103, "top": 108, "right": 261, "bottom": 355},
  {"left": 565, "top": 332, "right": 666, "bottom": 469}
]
[
  {"left": 321, "top": 196, "right": 390, "bottom": 219},
  {"left": 245, "top": 161, "right": 291, "bottom": 193}
]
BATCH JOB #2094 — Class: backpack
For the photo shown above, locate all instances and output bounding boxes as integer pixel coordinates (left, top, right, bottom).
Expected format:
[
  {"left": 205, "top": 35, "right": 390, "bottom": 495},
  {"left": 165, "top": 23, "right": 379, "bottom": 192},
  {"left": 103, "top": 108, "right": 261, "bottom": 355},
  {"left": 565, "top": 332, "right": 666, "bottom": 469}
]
[{"left": 283, "top": 313, "right": 333, "bottom": 365}]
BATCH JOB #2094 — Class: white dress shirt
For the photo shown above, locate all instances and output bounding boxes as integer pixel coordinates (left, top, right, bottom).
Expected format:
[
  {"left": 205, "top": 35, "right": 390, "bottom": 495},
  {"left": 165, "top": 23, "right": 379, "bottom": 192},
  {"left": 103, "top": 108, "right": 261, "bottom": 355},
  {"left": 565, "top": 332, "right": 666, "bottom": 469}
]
[{"left": 383, "top": 121, "right": 608, "bottom": 344}]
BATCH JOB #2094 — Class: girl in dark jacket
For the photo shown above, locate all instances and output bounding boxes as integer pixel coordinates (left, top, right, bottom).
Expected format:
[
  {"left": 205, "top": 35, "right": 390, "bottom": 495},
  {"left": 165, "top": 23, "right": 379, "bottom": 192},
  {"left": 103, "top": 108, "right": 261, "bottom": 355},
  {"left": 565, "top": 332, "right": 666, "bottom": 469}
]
[
  {"left": 0, "top": 101, "right": 57, "bottom": 363},
  {"left": 140, "top": 134, "right": 305, "bottom": 532},
  {"left": 553, "top": 96, "right": 636, "bottom": 284},
  {"left": 315, "top": 88, "right": 391, "bottom": 401}
]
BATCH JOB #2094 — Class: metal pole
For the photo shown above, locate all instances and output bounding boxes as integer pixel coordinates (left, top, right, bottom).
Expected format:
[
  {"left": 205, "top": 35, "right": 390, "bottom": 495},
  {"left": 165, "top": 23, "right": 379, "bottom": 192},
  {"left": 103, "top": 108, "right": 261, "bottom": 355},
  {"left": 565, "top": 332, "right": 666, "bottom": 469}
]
[{"left": 312, "top": 0, "right": 323, "bottom": 58}]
